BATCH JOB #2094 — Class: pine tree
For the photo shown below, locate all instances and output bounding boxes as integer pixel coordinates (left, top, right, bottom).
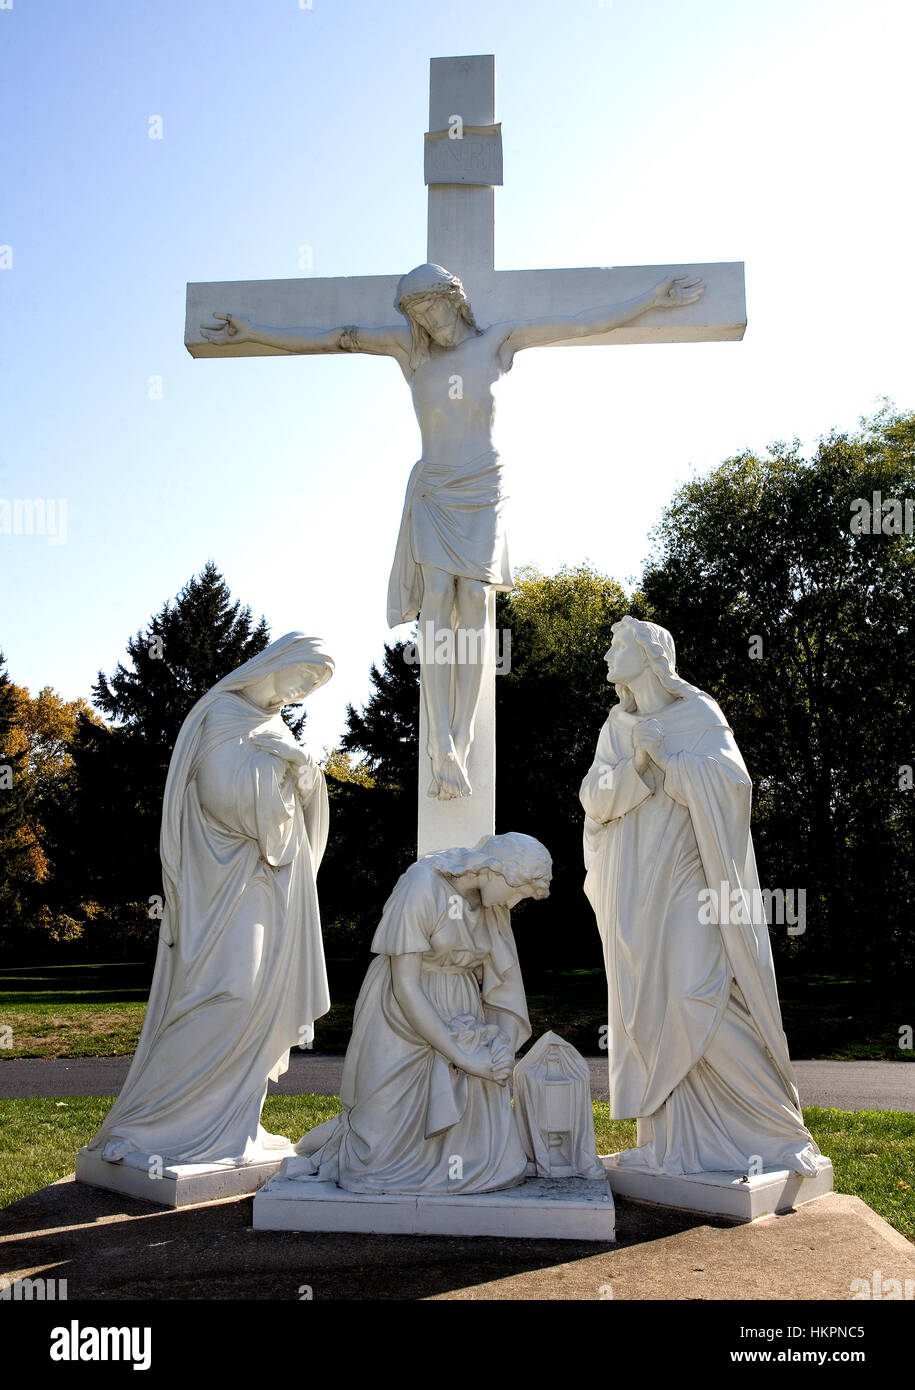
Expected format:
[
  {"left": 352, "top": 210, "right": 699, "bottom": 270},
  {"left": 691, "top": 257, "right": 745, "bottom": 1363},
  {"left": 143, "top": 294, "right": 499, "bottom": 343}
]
[
  {"left": 92, "top": 559, "right": 272, "bottom": 757},
  {"left": 67, "top": 563, "right": 275, "bottom": 942},
  {"left": 341, "top": 639, "right": 419, "bottom": 788},
  {"left": 311, "top": 639, "right": 419, "bottom": 956}
]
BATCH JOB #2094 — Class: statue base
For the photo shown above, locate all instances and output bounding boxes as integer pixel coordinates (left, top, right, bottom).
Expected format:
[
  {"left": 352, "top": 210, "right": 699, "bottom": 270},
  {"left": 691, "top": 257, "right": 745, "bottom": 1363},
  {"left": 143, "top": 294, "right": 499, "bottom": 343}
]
[
  {"left": 601, "top": 1152, "right": 834, "bottom": 1221},
  {"left": 252, "top": 1173, "right": 616, "bottom": 1240},
  {"left": 76, "top": 1144, "right": 295, "bottom": 1209}
]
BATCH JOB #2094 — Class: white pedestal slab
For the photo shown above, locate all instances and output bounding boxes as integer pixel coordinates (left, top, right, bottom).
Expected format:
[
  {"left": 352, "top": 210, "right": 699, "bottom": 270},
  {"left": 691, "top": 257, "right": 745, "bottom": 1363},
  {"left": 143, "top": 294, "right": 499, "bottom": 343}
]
[
  {"left": 253, "top": 1173, "right": 616, "bottom": 1240},
  {"left": 76, "top": 1144, "right": 295, "bottom": 1209},
  {"left": 601, "top": 1153, "right": 834, "bottom": 1221}
]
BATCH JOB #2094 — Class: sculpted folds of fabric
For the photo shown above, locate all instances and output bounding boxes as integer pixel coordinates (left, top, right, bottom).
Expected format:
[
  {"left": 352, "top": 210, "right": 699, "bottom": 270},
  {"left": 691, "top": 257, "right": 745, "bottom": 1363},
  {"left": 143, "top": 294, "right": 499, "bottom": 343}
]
[
  {"left": 288, "top": 858, "right": 531, "bottom": 1194},
  {"left": 87, "top": 636, "right": 333, "bottom": 1168},
  {"left": 581, "top": 690, "right": 819, "bottom": 1177}
]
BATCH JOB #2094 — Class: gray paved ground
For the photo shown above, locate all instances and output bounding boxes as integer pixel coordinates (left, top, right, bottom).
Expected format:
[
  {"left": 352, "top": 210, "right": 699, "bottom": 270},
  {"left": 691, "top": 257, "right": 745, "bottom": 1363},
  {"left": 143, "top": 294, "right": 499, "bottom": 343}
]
[
  {"left": 1, "top": 1055, "right": 912, "bottom": 1110},
  {"left": 1, "top": 1177, "right": 912, "bottom": 1300}
]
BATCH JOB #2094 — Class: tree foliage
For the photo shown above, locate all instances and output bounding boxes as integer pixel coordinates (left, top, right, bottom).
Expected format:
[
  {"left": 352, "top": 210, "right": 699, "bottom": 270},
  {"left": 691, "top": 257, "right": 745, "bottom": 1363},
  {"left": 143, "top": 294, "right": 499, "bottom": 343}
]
[
  {"left": 0, "top": 671, "right": 102, "bottom": 943},
  {"left": 6, "top": 407, "right": 913, "bottom": 988},
  {"left": 495, "top": 565, "right": 649, "bottom": 972},
  {"left": 340, "top": 640, "right": 419, "bottom": 788},
  {"left": 92, "top": 559, "right": 273, "bottom": 752},
  {"left": 0, "top": 652, "right": 31, "bottom": 924},
  {"left": 332, "top": 566, "right": 644, "bottom": 970},
  {"left": 316, "top": 642, "right": 418, "bottom": 952},
  {"left": 64, "top": 562, "right": 274, "bottom": 953},
  {"left": 641, "top": 403, "right": 915, "bottom": 973}
]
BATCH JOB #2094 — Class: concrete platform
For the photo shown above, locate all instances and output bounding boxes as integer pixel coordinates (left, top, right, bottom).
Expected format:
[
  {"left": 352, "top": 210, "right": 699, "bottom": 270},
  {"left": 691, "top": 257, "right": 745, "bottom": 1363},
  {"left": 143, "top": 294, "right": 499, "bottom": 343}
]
[
  {"left": 252, "top": 1173, "right": 615, "bottom": 1240},
  {"left": 602, "top": 1153, "right": 834, "bottom": 1221},
  {"left": 1, "top": 1175, "right": 912, "bottom": 1301},
  {"left": 76, "top": 1145, "right": 293, "bottom": 1208}
]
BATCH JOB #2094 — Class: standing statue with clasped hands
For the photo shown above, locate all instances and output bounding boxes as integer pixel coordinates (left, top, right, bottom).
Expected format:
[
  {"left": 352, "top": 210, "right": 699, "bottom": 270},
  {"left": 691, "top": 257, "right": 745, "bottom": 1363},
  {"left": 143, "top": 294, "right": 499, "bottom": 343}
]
[
  {"left": 86, "top": 633, "right": 335, "bottom": 1170},
  {"left": 580, "top": 616, "right": 820, "bottom": 1178}
]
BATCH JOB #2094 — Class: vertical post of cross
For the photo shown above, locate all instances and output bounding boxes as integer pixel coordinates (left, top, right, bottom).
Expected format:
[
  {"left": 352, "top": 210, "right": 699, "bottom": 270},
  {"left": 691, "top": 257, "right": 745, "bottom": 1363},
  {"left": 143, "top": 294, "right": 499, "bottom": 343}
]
[
  {"left": 426, "top": 54, "right": 499, "bottom": 275},
  {"left": 417, "top": 55, "right": 502, "bottom": 858}
]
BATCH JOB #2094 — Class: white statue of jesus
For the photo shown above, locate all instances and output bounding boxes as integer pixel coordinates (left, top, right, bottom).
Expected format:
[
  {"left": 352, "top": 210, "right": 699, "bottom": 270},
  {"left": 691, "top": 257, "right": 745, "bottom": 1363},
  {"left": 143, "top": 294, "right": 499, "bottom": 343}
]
[{"left": 202, "top": 265, "right": 703, "bottom": 801}]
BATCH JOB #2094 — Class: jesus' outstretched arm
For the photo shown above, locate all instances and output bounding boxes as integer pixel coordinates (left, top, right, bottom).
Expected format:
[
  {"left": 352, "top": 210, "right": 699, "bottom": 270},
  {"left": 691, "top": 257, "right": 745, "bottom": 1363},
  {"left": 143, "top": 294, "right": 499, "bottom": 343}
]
[
  {"left": 199, "top": 314, "right": 410, "bottom": 359},
  {"left": 497, "top": 274, "right": 704, "bottom": 364}
]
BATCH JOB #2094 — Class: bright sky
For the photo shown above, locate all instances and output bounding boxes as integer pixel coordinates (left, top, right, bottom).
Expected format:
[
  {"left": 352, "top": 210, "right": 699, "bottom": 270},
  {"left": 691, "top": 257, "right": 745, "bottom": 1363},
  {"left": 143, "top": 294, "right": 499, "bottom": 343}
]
[{"left": 2, "top": 0, "right": 912, "bottom": 754}]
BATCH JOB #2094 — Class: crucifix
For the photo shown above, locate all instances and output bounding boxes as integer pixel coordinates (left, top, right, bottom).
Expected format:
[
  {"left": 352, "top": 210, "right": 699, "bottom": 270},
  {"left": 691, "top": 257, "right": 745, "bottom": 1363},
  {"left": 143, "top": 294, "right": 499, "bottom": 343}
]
[{"left": 185, "top": 54, "right": 745, "bottom": 860}]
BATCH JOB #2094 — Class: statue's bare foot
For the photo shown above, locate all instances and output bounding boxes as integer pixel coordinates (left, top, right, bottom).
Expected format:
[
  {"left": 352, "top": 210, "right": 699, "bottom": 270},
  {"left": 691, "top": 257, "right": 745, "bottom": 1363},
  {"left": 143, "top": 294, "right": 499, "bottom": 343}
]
[{"left": 428, "top": 742, "right": 472, "bottom": 799}]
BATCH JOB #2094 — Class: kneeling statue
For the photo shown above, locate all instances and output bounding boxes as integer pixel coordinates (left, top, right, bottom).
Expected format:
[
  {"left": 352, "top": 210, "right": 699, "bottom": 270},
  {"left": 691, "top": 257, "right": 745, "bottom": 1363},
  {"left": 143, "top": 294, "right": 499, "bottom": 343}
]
[{"left": 284, "top": 832, "right": 552, "bottom": 1194}]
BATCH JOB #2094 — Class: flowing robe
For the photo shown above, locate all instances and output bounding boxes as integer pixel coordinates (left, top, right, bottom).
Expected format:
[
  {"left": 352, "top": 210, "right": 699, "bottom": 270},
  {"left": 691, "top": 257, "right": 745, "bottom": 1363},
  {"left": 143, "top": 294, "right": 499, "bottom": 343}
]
[
  {"left": 580, "top": 692, "right": 819, "bottom": 1177},
  {"left": 88, "top": 691, "right": 330, "bottom": 1166},
  {"left": 288, "top": 859, "right": 530, "bottom": 1194}
]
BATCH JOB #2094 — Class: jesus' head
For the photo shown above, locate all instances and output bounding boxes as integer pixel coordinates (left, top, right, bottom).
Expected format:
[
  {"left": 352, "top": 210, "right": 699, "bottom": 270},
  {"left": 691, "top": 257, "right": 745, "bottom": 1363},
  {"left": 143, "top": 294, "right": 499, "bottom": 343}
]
[{"left": 395, "top": 263, "right": 482, "bottom": 366}]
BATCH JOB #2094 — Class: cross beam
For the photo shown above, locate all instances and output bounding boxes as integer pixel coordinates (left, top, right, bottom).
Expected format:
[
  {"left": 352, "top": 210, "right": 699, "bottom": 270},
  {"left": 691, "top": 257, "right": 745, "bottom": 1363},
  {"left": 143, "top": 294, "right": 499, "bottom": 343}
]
[
  {"left": 185, "top": 55, "right": 745, "bottom": 858},
  {"left": 185, "top": 263, "right": 745, "bottom": 359}
]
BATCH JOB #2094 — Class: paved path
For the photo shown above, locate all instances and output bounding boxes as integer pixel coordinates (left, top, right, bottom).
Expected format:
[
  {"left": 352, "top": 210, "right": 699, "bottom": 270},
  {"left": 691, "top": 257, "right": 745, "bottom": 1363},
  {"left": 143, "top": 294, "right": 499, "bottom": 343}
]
[
  {"left": 2, "top": 1178, "right": 913, "bottom": 1306},
  {"left": 1, "top": 1055, "right": 912, "bottom": 1110}
]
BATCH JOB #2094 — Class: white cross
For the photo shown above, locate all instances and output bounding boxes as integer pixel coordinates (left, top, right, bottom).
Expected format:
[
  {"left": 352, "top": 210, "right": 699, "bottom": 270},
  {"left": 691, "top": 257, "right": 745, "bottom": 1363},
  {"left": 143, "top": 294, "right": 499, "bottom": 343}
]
[{"left": 186, "top": 54, "right": 745, "bottom": 858}]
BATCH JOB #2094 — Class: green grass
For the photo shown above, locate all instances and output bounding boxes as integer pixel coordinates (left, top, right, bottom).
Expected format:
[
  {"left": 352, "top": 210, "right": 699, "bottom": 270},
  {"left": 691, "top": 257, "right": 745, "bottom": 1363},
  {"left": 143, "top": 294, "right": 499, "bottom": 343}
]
[
  {"left": 800, "top": 1106, "right": 915, "bottom": 1240},
  {"left": 2, "top": 962, "right": 913, "bottom": 1061},
  {"left": 591, "top": 1104, "right": 915, "bottom": 1240},
  {"left": 1, "top": 1096, "right": 911, "bottom": 1241},
  {"left": 0, "top": 1094, "right": 343, "bottom": 1211},
  {"left": 0, "top": 962, "right": 150, "bottom": 1058},
  {"left": 0, "top": 1096, "right": 115, "bottom": 1209}
]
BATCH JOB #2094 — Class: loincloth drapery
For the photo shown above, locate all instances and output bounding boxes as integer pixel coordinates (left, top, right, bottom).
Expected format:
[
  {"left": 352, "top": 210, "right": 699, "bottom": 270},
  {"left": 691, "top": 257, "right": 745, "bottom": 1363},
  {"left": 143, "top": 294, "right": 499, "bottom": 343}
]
[{"left": 386, "top": 448, "right": 513, "bottom": 627}]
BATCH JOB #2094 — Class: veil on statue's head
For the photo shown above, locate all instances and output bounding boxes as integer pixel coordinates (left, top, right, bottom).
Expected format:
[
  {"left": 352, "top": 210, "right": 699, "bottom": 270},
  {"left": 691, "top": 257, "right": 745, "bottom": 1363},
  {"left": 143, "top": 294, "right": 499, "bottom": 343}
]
[
  {"left": 209, "top": 631, "right": 335, "bottom": 704},
  {"left": 428, "top": 832, "right": 552, "bottom": 899},
  {"left": 610, "top": 616, "right": 701, "bottom": 714},
  {"left": 159, "top": 632, "right": 334, "bottom": 941}
]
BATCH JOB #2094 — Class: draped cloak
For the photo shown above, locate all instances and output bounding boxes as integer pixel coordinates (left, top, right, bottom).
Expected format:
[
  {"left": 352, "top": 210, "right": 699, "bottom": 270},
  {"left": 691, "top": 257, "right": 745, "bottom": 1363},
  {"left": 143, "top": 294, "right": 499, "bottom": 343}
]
[
  {"left": 88, "top": 634, "right": 334, "bottom": 1166},
  {"left": 580, "top": 692, "right": 820, "bottom": 1177},
  {"left": 386, "top": 449, "right": 513, "bottom": 628},
  {"left": 287, "top": 858, "right": 531, "bottom": 1194}
]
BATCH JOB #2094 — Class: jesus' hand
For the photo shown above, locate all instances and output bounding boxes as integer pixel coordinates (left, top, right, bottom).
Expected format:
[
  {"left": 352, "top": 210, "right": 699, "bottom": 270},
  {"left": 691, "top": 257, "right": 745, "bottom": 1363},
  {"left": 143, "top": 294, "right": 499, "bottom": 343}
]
[
  {"left": 200, "top": 313, "right": 254, "bottom": 345},
  {"left": 650, "top": 275, "right": 704, "bottom": 310}
]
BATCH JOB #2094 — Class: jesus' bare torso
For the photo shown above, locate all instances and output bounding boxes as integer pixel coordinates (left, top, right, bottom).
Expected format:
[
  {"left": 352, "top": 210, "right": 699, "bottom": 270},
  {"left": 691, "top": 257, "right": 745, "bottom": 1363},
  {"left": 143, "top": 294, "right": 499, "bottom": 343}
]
[{"left": 201, "top": 269, "right": 703, "bottom": 800}]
